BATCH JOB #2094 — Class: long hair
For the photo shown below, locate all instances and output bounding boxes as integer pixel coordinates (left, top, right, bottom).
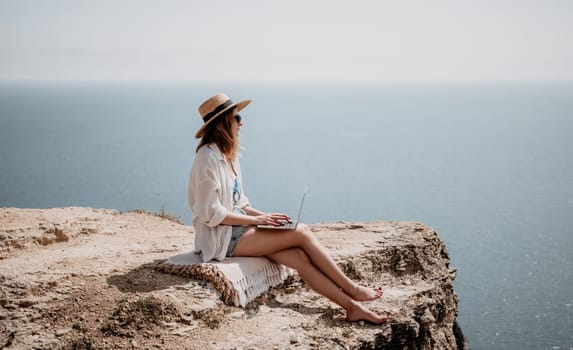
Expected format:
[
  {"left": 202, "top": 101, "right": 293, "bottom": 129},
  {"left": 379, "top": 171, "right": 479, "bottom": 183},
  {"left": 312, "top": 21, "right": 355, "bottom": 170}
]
[{"left": 196, "top": 107, "right": 240, "bottom": 159}]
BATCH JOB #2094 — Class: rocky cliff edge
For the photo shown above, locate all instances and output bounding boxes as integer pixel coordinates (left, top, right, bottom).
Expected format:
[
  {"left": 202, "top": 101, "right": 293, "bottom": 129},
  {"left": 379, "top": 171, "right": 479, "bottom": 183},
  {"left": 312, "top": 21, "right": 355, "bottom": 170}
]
[{"left": 0, "top": 207, "right": 468, "bottom": 349}]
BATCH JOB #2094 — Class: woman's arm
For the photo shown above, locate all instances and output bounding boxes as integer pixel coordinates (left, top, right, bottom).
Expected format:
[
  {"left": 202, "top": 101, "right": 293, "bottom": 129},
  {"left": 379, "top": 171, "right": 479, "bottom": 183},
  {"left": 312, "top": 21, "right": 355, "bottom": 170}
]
[
  {"left": 242, "top": 205, "right": 264, "bottom": 216},
  {"left": 219, "top": 211, "right": 259, "bottom": 226},
  {"left": 220, "top": 206, "right": 291, "bottom": 227},
  {"left": 189, "top": 152, "right": 228, "bottom": 227}
]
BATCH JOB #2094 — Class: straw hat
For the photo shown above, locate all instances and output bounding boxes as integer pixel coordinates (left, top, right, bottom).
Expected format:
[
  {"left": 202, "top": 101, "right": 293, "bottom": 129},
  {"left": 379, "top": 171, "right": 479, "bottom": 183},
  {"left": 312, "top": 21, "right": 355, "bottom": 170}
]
[{"left": 195, "top": 93, "right": 251, "bottom": 138}]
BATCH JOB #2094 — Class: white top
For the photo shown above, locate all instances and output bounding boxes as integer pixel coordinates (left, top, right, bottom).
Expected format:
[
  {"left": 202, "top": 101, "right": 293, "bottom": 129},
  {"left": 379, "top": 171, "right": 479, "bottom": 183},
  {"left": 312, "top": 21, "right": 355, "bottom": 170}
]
[{"left": 188, "top": 144, "right": 250, "bottom": 262}]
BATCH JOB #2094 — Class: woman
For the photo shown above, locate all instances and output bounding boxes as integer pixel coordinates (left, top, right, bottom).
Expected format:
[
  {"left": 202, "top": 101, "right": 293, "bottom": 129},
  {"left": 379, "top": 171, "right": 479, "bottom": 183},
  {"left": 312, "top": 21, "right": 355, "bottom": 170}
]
[{"left": 188, "top": 93, "right": 389, "bottom": 323}]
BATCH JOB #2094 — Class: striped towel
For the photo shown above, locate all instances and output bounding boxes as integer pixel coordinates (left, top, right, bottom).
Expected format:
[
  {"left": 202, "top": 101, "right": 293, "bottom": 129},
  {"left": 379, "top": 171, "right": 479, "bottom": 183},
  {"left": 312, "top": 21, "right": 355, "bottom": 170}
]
[{"left": 156, "top": 252, "right": 293, "bottom": 307}]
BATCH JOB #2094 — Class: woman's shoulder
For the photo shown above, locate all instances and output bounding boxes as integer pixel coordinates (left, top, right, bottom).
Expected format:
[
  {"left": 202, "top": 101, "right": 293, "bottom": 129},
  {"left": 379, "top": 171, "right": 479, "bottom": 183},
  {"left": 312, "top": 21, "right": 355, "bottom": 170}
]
[{"left": 196, "top": 144, "right": 223, "bottom": 162}]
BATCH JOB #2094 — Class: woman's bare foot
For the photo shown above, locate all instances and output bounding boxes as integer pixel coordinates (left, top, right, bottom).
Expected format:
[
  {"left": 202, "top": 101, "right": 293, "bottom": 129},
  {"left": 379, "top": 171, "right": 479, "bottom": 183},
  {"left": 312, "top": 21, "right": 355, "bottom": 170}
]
[
  {"left": 345, "top": 301, "right": 390, "bottom": 324},
  {"left": 349, "top": 285, "right": 383, "bottom": 301}
]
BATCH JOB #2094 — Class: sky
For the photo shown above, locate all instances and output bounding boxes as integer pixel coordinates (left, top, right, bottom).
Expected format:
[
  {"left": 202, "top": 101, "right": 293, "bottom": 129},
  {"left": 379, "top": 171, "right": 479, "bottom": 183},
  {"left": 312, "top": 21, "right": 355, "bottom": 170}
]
[{"left": 0, "top": 0, "right": 572, "bottom": 82}]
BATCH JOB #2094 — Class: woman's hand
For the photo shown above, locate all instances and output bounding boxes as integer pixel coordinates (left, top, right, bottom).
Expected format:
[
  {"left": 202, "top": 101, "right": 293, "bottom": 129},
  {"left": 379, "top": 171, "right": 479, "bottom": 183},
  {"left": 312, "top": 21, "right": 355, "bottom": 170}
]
[{"left": 255, "top": 213, "right": 292, "bottom": 226}]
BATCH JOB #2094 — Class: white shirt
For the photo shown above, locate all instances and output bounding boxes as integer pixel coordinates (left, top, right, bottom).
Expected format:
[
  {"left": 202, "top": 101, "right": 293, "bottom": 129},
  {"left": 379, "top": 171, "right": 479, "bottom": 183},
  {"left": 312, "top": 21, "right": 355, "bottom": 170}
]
[{"left": 188, "top": 144, "right": 250, "bottom": 262}]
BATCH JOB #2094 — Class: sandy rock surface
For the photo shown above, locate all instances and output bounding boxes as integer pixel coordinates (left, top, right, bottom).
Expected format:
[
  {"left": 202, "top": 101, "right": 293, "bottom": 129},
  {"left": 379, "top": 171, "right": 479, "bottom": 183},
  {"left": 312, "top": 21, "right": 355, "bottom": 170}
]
[{"left": 0, "top": 207, "right": 463, "bottom": 349}]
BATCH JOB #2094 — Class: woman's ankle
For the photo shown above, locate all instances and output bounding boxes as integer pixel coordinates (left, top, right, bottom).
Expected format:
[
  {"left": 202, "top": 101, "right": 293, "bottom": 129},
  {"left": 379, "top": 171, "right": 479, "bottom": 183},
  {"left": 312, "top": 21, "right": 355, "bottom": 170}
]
[{"left": 343, "top": 299, "right": 361, "bottom": 315}]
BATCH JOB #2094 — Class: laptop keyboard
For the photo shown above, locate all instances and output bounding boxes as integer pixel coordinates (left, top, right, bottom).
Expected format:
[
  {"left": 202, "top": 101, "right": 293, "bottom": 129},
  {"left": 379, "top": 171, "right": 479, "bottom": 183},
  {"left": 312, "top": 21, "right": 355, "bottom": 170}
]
[{"left": 279, "top": 220, "right": 297, "bottom": 229}]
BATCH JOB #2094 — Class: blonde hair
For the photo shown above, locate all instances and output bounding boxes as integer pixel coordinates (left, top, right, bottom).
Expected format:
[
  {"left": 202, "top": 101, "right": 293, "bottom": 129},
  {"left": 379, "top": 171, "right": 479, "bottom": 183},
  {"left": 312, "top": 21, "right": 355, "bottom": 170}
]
[{"left": 196, "top": 107, "right": 240, "bottom": 160}]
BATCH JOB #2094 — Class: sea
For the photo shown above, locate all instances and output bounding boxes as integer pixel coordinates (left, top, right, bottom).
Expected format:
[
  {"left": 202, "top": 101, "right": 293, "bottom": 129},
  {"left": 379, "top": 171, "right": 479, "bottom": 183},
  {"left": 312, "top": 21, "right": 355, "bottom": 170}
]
[{"left": 0, "top": 80, "right": 572, "bottom": 349}]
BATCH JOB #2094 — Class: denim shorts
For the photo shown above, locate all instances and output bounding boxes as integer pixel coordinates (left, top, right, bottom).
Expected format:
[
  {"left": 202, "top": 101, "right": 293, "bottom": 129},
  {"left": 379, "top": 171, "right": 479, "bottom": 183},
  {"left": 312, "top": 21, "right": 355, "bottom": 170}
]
[{"left": 226, "top": 225, "right": 247, "bottom": 257}]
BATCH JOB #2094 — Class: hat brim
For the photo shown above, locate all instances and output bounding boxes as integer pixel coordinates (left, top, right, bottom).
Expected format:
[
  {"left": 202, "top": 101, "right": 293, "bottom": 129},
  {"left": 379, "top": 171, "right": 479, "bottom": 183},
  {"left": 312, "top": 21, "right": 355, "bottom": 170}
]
[{"left": 195, "top": 99, "right": 251, "bottom": 139}]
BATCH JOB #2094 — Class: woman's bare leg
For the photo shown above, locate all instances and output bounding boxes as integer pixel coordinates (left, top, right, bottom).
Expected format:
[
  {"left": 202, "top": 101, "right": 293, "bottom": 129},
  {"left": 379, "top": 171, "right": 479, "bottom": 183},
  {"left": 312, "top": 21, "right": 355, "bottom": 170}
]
[
  {"left": 232, "top": 224, "right": 382, "bottom": 301},
  {"left": 265, "top": 248, "right": 389, "bottom": 323}
]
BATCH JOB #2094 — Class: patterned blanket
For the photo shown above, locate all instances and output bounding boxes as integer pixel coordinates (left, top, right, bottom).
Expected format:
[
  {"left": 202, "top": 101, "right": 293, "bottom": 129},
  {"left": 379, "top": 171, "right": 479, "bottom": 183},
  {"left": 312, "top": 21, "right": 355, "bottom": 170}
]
[{"left": 156, "top": 252, "right": 293, "bottom": 307}]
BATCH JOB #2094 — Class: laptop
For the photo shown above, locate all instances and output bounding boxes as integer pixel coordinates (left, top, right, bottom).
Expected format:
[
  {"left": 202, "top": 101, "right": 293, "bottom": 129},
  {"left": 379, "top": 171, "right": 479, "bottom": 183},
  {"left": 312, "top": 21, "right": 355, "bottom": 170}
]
[{"left": 258, "top": 187, "right": 307, "bottom": 230}]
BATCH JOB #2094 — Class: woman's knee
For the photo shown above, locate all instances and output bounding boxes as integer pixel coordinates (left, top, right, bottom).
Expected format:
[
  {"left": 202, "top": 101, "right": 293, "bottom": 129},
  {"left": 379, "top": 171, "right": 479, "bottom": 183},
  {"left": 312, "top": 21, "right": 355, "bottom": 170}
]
[
  {"left": 271, "top": 248, "right": 311, "bottom": 272},
  {"left": 293, "top": 223, "right": 314, "bottom": 243},
  {"left": 297, "top": 223, "right": 310, "bottom": 232}
]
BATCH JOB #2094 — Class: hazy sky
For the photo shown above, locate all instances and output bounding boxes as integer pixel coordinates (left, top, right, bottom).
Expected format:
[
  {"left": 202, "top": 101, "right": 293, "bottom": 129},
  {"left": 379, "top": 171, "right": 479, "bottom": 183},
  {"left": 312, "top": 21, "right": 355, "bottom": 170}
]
[{"left": 1, "top": 0, "right": 572, "bottom": 81}]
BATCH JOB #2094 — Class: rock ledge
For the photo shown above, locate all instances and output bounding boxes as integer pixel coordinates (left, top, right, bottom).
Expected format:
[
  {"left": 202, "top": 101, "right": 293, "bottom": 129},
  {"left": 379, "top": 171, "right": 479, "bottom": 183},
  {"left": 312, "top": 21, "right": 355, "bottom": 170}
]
[{"left": 0, "top": 207, "right": 467, "bottom": 349}]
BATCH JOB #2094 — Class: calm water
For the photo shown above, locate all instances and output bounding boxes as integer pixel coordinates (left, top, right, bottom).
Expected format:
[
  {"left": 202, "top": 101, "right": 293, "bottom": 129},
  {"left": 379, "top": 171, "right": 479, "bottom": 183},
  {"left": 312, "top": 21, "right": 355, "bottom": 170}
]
[{"left": 1, "top": 81, "right": 572, "bottom": 349}]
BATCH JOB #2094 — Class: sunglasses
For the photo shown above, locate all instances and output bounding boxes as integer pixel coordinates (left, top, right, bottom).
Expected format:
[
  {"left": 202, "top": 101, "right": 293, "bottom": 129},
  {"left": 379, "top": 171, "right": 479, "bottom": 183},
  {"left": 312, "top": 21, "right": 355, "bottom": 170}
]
[{"left": 234, "top": 114, "right": 242, "bottom": 123}]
